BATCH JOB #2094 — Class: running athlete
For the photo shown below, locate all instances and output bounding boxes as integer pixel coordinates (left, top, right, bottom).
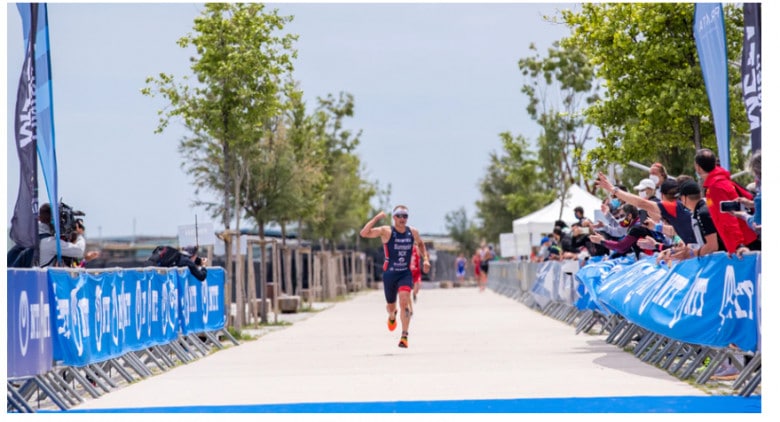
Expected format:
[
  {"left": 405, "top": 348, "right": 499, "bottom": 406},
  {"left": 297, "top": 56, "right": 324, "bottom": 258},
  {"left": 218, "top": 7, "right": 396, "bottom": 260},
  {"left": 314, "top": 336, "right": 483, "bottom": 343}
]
[
  {"left": 455, "top": 253, "right": 467, "bottom": 284},
  {"left": 410, "top": 244, "right": 422, "bottom": 307},
  {"left": 360, "top": 206, "right": 430, "bottom": 348}
]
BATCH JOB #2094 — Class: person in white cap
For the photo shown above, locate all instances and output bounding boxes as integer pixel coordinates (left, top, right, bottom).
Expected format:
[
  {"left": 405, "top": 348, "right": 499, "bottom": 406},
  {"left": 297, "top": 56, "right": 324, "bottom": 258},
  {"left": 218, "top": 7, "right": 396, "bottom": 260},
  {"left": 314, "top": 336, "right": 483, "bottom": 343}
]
[{"left": 633, "top": 178, "right": 660, "bottom": 204}]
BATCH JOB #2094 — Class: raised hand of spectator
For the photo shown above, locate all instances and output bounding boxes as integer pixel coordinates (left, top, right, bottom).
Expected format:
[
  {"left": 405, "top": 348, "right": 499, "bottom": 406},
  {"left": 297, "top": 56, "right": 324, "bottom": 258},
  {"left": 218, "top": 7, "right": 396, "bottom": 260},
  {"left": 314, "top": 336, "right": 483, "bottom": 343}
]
[
  {"left": 595, "top": 172, "right": 615, "bottom": 193},
  {"left": 636, "top": 235, "right": 658, "bottom": 251}
]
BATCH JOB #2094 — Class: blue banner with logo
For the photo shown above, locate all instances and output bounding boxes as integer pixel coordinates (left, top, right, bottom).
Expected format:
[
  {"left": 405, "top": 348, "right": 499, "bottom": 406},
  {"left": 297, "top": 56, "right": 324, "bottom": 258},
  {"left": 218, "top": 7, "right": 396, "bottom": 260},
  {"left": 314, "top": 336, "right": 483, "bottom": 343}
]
[
  {"left": 7, "top": 269, "right": 53, "bottom": 378},
  {"left": 17, "top": 3, "right": 62, "bottom": 258},
  {"left": 592, "top": 253, "right": 759, "bottom": 352},
  {"left": 574, "top": 255, "right": 635, "bottom": 315},
  {"left": 694, "top": 3, "right": 731, "bottom": 171},
  {"left": 47, "top": 267, "right": 224, "bottom": 367},
  {"left": 178, "top": 268, "right": 226, "bottom": 334}
]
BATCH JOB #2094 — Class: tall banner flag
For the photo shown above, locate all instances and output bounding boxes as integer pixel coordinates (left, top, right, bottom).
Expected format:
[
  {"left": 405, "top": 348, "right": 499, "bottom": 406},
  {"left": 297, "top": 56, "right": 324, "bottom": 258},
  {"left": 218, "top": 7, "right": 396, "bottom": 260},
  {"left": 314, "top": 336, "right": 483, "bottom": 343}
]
[
  {"left": 741, "top": 3, "right": 761, "bottom": 153},
  {"left": 10, "top": 3, "right": 40, "bottom": 252},
  {"left": 694, "top": 3, "right": 731, "bottom": 172},
  {"left": 18, "top": 3, "right": 62, "bottom": 261}
]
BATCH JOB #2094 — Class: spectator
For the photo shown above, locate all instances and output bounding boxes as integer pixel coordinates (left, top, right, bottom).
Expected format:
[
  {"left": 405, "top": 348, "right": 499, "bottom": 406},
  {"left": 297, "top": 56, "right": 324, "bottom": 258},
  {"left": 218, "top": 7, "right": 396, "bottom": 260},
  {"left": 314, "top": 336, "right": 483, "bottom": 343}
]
[
  {"left": 588, "top": 204, "right": 654, "bottom": 259},
  {"left": 694, "top": 148, "right": 759, "bottom": 254},
  {"left": 537, "top": 236, "right": 552, "bottom": 262},
  {"left": 650, "top": 180, "right": 724, "bottom": 264},
  {"left": 649, "top": 162, "right": 669, "bottom": 200},
  {"left": 596, "top": 172, "right": 696, "bottom": 246},
  {"left": 729, "top": 150, "right": 761, "bottom": 254},
  {"left": 634, "top": 178, "right": 660, "bottom": 204},
  {"left": 573, "top": 206, "right": 592, "bottom": 227}
]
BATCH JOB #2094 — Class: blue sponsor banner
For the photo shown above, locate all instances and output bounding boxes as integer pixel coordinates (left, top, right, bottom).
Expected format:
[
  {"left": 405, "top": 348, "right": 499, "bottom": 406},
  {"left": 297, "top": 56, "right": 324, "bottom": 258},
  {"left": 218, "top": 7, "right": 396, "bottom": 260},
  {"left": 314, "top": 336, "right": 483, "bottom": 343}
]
[
  {"left": 530, "top": 261, "right": 560, "bottom": 309},
  {"left": 593, "top": 253, "right": 759, "bottom": 351},
  {"left": 7, "top": 269, "right": 53, "bottom": 378},
  {"left": 575, "top": 256, "right": 616, "bottom": 314},
  {"left": 178, "top": 268, "right": 226, "bottom": 334},
  {"left": 48, "top": 267, "right": 225, "bottom": 366},
  {"left": 694, "top": 3, "right": 731, "bottom": 171}
]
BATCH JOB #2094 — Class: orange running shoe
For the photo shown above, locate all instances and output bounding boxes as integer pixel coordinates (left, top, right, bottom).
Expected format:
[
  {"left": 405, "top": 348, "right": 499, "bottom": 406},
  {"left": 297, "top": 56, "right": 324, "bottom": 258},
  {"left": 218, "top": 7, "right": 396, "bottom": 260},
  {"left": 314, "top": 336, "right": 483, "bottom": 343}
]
[
  {"left": 387, "top": 310, "right": 398, "bottom": 331},
  {"left": 398, "top": 331, "right": 409, "bottom": 348}
]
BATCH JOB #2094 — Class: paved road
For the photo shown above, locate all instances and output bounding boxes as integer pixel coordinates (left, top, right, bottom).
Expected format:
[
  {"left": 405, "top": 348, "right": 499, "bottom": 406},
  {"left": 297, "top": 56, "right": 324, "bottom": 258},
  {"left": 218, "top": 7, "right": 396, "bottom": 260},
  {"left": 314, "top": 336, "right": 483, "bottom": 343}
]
[{"left": 68, "top": 286, "right": 720, "bottom": 412}]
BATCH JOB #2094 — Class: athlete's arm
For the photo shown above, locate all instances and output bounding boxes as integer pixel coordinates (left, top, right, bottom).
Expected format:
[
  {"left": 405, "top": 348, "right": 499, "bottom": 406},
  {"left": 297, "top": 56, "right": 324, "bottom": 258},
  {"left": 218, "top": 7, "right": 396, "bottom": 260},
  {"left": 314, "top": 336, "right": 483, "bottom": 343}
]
[{"left": 360, "top": 211, "right": 390, "bottom": 242}]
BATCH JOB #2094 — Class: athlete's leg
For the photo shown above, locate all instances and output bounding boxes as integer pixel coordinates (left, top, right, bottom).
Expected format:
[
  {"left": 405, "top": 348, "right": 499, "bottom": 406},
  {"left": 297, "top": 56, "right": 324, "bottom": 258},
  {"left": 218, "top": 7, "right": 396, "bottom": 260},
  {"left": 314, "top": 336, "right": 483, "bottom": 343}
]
[
  {"left": 398, "top": 290, "right": 412, "bottom": 334},
  {"left": 383, "top": 273, "right": 399, "bottom": 330}
]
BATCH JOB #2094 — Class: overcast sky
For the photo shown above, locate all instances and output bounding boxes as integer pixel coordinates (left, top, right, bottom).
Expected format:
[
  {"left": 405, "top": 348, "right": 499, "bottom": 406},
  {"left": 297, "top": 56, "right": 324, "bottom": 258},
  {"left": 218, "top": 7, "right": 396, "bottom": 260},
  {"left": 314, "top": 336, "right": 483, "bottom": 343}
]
[{"left": 6, "top": 2, "right": 587, "bottom": 239}]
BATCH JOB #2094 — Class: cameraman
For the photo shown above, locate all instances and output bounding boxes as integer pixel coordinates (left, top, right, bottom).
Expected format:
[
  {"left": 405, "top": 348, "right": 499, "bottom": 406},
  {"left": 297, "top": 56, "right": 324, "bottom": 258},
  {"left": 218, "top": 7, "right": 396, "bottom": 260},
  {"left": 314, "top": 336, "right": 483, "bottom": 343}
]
[
  {"left": 38, "top": 203, "right": 85, "bottom": 267},
  {"left": 72, "top": 218, "right": 100, "bottom": 265}
]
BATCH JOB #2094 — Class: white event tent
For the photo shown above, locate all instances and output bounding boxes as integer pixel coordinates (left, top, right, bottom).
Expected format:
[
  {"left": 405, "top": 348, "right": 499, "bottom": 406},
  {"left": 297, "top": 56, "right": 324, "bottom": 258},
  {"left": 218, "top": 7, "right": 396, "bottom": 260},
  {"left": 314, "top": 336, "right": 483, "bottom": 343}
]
[{"left": 508, "top": 184, "right": 604, "bottom": 258}]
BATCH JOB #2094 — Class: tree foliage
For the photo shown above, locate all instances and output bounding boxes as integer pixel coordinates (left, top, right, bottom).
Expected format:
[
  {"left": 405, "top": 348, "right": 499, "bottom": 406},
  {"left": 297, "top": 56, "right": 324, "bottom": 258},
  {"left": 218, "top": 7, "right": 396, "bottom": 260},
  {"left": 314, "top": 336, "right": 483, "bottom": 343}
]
[
  {"left": 558, "top": 3, "right": 750, "bottom": 176},
  {"left": 476, "top": 132, "right": 554, "bottom": 244},
  {"left": 142, "top": 3, "right": 298, "bottom": 233},
  {"left": 518, "top": 41, "right": 600, "bottom": 195},
  {"left": 444, "top": 207, "right": 479, "bottom": 255},
  {"left": 303, "top": 93, "right": 376, "bottom": 249}
]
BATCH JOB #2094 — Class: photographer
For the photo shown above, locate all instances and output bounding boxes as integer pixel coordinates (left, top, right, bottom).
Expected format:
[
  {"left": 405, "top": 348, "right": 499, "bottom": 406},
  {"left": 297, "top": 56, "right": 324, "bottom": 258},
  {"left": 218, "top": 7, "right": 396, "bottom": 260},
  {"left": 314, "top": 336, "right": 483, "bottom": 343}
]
[
  {"left": 38, "top": 203, "right": 85, "bottom": 267},
  {"left": 144, "top": 245, "right": 208, "bottom": 282}
]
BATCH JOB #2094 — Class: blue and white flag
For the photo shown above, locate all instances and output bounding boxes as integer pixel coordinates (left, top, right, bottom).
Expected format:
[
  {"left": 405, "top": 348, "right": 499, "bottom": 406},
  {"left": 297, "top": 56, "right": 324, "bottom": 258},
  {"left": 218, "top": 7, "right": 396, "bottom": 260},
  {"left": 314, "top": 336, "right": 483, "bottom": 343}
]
[
  {"left": 10, "top": 3, "right": 41, "bottom": 252},
  {"left": 17, "top": 3, "right": 62, "bottom": 261},
  {"left": 741, "top": 3, "right": 762, "bottom": 153},
  {"left": 694, "top": 3, "right": 731, "bottom": 171}
]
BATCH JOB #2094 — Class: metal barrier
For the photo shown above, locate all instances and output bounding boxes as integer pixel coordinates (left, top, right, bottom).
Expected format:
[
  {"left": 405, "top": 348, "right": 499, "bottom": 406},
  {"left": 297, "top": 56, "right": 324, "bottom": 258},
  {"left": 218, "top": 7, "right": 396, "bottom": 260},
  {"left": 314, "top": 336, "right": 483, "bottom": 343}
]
[
  {"left": 487, "top": 258, "right": 761, "bottom": 396},
  {"left": 7, "top": 267, "right": 238, "bottom": 413}
]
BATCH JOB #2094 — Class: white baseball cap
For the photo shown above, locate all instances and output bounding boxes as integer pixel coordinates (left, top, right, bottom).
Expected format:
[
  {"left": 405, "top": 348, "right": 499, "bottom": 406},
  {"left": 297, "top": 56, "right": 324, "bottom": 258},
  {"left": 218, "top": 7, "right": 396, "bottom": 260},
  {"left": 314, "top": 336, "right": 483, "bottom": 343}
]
[{"left": 634, "top": 178, "right": 656, "bottom": 192}]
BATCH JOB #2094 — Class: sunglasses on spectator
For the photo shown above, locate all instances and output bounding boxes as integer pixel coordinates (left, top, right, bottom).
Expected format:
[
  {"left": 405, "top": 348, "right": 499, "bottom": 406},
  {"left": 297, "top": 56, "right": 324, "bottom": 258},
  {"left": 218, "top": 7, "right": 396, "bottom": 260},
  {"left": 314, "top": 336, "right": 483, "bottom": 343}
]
[{"left": 395, "top": 214, "right": 408, "bottom": 219}]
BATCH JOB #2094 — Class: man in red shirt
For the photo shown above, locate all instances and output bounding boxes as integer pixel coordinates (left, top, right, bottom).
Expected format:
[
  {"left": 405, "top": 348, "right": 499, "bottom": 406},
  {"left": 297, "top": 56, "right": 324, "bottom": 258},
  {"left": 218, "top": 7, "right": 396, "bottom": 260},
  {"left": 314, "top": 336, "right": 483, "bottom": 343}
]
[{"left": 694, "top": 148, "right": 759, "bottom": 254}]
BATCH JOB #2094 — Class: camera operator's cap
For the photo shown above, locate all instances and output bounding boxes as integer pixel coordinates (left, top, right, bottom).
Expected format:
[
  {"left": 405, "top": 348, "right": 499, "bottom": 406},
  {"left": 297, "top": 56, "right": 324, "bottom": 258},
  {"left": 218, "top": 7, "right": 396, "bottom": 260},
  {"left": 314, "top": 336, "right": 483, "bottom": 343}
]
[
  {"left": 182, "top": 246, "right": 198, "bottom": 256},
  {"left": 678, "top": 180, "right": 701, "bottom": 197},
  {"left": 634, "top": 178, "right": 656, "bottom": 192}
]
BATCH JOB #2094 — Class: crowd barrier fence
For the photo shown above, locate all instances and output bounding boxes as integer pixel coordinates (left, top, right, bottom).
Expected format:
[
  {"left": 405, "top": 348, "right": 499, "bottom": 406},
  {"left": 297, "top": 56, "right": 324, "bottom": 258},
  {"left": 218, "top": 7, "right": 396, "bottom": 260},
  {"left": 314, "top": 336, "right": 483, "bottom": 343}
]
[
  {"left": 7, "top": 266, "right": 235, "bottom": 413},
  {"left": 486, "top": 252, "right": 761, "bottom": 397}
]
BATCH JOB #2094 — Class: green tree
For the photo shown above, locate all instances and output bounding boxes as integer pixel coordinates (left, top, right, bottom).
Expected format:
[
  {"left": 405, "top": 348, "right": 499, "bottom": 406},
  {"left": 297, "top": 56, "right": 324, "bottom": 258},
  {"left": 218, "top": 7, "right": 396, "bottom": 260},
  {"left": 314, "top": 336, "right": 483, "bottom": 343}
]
[
  {"left": 476, "top": 132, "right": 553, "bottom": 244},
  {"left": 444, "top": 207, "right": 479, "bottom": 255},
  {"left": 142, "top": 3, "right": 298, "bottom": 238},
  {"left": 303, "top": 93, "right": 375, "bottom": 249},
  {"left": 559, "top": 3, "right": 750, "bottom": 176},
  {"left": 518, "top": 41, "right": 600, "bottom": 196}
]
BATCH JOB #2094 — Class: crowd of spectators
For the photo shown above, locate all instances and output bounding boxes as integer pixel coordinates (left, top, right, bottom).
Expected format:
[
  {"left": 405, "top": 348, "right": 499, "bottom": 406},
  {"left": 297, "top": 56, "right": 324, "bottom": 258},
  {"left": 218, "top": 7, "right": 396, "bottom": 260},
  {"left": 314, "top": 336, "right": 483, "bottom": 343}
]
[{"left": 530, "top": 148, "right": 761, "bottom": 380}]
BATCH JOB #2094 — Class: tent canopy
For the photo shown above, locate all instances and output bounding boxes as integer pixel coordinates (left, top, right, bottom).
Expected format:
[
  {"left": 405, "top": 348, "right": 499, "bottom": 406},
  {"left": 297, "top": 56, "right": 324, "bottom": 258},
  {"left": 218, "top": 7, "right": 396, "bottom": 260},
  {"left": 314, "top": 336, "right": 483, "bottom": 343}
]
[{"left": 510, "top": 184, "right": 604, "bottom": 257}]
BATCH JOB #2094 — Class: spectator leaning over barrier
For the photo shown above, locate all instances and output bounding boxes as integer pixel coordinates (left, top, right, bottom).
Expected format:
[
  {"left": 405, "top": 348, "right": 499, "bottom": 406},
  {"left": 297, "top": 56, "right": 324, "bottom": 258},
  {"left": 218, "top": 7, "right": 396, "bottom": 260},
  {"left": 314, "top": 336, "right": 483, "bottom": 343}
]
[
  {"left": 593, "top": 194, "right": 628, "bottom": 239},
  {"left": 588, "top": 204, "right": 654, "bottom": 259},
  {"left": 651, "top": 180, "right": 724, "bottom": 265},
  {"left": 596, "top": 173, "right": 696, "bottom": 246},
  {"left": 694, "top": 148, "right": 760, "bottom": 255},
  {"left": 728, "top": 150, "right": 762, "bottom": 241},
  {"left": 537, "top": 236, "right": 552, "bottom": 262}
]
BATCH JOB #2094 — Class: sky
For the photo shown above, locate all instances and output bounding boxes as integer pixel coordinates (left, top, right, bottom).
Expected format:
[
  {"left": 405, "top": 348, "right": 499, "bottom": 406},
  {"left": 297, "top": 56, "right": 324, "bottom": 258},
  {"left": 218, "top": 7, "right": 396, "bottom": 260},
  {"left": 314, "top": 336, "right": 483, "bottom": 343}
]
[{"left": 4, "top": 1, "right": 578, "bottom": 240}]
